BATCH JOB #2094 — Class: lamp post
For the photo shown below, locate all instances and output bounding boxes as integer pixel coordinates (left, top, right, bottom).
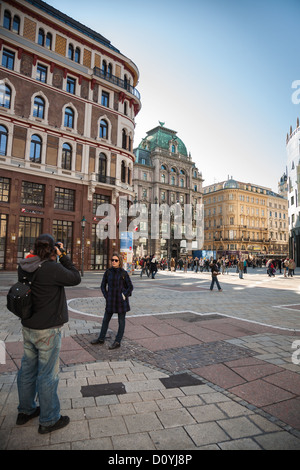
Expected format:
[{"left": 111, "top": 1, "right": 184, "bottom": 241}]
[{"left": 81, "top": 216, "right": 86, "bottom": 276}]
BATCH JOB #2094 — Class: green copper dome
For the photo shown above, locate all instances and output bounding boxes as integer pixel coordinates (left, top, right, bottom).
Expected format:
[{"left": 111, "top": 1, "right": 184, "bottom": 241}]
[{"left": 137, "top": 123, "right": 188, "bottom": 157}]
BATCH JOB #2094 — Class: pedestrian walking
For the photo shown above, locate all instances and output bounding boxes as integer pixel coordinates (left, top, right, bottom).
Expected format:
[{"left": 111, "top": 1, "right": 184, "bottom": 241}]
[
  {"left": 150, "top": 255, "right": 158, "bottom": 279},
  {"left": 91, "top": 253, "right": 133, "bottom": 349},
  {"left": 238, "top": 259, "right": 244, "bottom": 279},
  {"left": 210, "top": 260, "right": 222, "bottom": 291},
  {"left": 16, "top": 234, "right": 81, "bottom": 434}
]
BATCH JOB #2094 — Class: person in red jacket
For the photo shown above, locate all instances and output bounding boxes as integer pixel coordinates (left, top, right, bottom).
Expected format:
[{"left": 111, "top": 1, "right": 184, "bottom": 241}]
[{"left": 16, "top": 234, "right": 81, "bottom": 434}]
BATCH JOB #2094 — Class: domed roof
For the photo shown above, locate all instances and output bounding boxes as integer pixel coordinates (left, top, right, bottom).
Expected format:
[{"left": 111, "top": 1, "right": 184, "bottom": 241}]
[
  {"left": 137, "top": 123, "right": 188, "bottom": 157},
  {"left": 223, "top": 177, "right": 238, "bottom": 189}
]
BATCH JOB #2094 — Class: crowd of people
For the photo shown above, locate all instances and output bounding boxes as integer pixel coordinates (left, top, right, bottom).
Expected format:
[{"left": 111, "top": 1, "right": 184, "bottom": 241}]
[{"left": 134, "top": 255, "right": 296, "bottom": 279}]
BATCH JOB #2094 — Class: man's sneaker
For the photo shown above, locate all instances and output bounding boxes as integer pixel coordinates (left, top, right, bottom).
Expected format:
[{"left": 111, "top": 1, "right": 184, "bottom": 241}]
[
  {"left": 38, "top": 415, "right": 70, "bottom": 434},
  {"left": 109, "top": 341, "right": 120, "bottom": 350},
  {"left": 16, "top": 406, "right": 40, "bottom": 425}
]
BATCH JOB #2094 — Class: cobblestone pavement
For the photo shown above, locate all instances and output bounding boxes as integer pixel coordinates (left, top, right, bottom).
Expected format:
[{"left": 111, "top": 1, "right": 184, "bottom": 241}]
[{"left": 0, "top": 267, "right": 300, "bottom": 450}]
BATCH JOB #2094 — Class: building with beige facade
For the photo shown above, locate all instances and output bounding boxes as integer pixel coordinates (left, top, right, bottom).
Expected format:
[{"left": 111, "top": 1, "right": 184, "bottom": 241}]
[
  {"left": 202, "top": 177, "right": 288, "bottom": 260},
  {"left": 0, "top": 0, "right": 141, "bottom": 270}
]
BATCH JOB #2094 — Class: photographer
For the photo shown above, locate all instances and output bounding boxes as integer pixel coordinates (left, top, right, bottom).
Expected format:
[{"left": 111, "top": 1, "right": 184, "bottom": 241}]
[{"left": 16, "top": 234, "right": 81, "bottom": 434}]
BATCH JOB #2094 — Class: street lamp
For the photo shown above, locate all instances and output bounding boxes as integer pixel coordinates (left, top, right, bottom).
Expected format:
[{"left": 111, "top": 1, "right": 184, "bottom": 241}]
[{"left": 81, "top": 216, "right": 86, "bottom": 276}]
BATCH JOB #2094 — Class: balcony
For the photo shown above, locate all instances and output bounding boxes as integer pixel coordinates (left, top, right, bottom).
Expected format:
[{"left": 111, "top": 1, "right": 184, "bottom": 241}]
[
  {"left": 93, "top": 67, "right": 141, "bottom": 100},
  {"left": 97, "top": 174, "right": 116, "bottom": 185}
]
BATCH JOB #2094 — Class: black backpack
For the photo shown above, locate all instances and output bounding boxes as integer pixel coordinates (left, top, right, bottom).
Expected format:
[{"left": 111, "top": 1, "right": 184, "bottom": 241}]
[{"left": 7, "top": 266, "right": 41, "bottom": 320}]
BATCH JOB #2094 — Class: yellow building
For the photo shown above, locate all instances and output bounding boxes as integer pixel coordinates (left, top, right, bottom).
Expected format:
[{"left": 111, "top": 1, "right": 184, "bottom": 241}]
[{"left": 203, "top": 177, "right": 288, "bottom": 260}]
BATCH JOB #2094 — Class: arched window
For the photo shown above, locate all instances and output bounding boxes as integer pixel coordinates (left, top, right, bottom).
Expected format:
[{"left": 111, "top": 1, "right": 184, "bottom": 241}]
[
  {"left": 0, "top": 125, "right": 8, "bottom": 156},
  {"left": 102, "top": 60, "right": 107, "bottom": 75},
  {"left": 99, "top": 153, "right": 107, "bottom": 178},
  {"left": 161, "top": 173, "right": 165, "bottom": 183},
  {"left": 171, "top": 145, "right": 175, "bottom": 153},
  {"left": 180, "top": 169, "right": 185, "bottom": 175},
  {"left": 171, "top": 175, "right": 175, "bottom": 185},
  {"left": 180, "top": 178, "right": 184, "bottom": 188},
  {"left": 46, "top": 33, "right": 52, "bottom": 49},
  {"left": 3, "top": 10, "right": 11, "bottom": 30},
  {"left": 38, "top": 28, "right": 45, "bottom": 46},
  {"left": 64, "top": 107, "right": 74, "bottom": 128},
  {"left": 0, "top": 83, "right": 11, "bottom": 109},
  {"left": 33, "top": 96, "right": 45, "bottom": 119},
  {"left": 171, "top": 167, "right": 176, "bottom": 172},
  {"left": 99, "top": 119, "right": 108, "bottom": 139},
  {"left": 161, "top": 164, "right": 166, "bottom": 171},
  {"left": 122, "top": 129, "right": 127, "bottom": 149},
  {"left": 30, "top": 134, "right": 42, "bottom": 162},
  {"left": 13, "top": 15, "right": 20, "bottom": 34},
  {"left": 68, "top": 44, "right": 74, "bottom": 60},
  {"left": 74, "top": 47, "right": 80, "bottom": 63},
  {"left": 107, "top": 63, "right": 112, "bottom": 77},
  {"left": 62, "top": 143, "right": 72, "bottom": 170},
  {"left": 121, "top": 161, "right": 126, "bottom": 183}
]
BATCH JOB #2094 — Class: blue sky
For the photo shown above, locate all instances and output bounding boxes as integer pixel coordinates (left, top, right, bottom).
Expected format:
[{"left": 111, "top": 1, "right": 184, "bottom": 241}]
[{"left": 46, "top": 0, "right": 300, "bottom": 192}]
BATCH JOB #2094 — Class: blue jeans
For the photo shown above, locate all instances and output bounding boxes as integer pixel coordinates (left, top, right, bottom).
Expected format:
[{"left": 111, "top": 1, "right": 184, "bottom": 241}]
[
  {"left": 99, "top": 312, "right": 125, "bottom": 343},
  {"left": 17, "top": 327, "right": 62, "bottom": 427},
  {"left": 210, "top": 276, "right": 221, "bottom": 290}
]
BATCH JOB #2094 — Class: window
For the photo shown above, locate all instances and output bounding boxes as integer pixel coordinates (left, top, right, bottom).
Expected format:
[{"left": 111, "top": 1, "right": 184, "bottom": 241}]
[
  {"left": 52, "top": 220, "right": 73, "bottom": 258},
  {"left": 101, "top": 91, "right": 109, "bottom": 107},
  {"left": 12, "top": 15, "right": 20, "bottom": 34},
  {"left": 68, "top": 44, "right": 74, "bottom": 60},
  {"left": 21, "top": 181, "right": 45, "bottom": 207},
  {"left": 0, "top": 177, "right": 10, "bottom": 202},
  {"left": 180, "top": 178, "right": 184, "bottom": 188},
  {"left": 121, "top": 161, "right": 126, "bottom": 183},
  {"left": 98, "top": 153, "right": 107, "bottom": 179},
  {"left": 2, "top": 49, "right": 15, "bottom": 70},
  {"left": 102, "top": 60, "right": 107, "bottom": 75},
  {"left": 30, "top": 134, "right": 42, "bottom": 162},
  {"left": 93, "top": 193, "right": 110, "bottom": 214},
  {"left": 161, "top": 165, "right": 166, "bottom": 171},
  {"left": 107, "top": 63, "right": 112, "bottom": 77},
  {"left": 33, "top": 96, "right": 45, "bottom": 119},
  {"left": 161, "top": 174, "right": 165, "bottom": 183},
  {"left": 3, "top": 10, "right": 11, "bottom": 29},
  {"left": 122, "top": 129, "right": 127, "bottom": 149},
  {"left": 36, "top": 64, "right": 47, "bottom": 83},
  {"left": 66, "top": 77, "right": 76, "bottom": 94},
  {"left": 45, "top": 33, "right": 52, "bottom": 50},
  {"left": 18, "top": 217, "right": 42, "bottom": 264},
  {"left": 0, "top": 125, "right": 8, "bottom": 156},
  {"left": 62, "top": 143, "right": 72, "bottom": 170},
  {"left": 99, "top": 119, "right": 108, "bottom": 139},
  {"left": 171, "top": 176, "right": 175, "bottom": 185},
  {"left": 74, "top": 47, "right": 80, "bottom": 63},
  {"left": 0, "top": 84, "right": 11, "bottom": 109},
  {"left": 54, "top": 187, "right": 75, "bottom": 211},
  {"left": 38, "top": 28, "right": 45, "bottom": 46},
  {"left": 64, "top": 107, "right": 74, "bottom": 128}
]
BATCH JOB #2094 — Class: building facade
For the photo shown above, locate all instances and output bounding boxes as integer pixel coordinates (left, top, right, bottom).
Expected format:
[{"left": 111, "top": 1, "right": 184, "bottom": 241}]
[
  {"left": 133, "top": 123, "right": 203, "bottom": 259},
  {"left": 286, "top": 117, "right": 300, "bottom": 265},
  {"left": 0, "top": 0, "right": 141, "bottom": 270},
  {"left": 202, "top": 177, "right": 288, "bottom": 260}
]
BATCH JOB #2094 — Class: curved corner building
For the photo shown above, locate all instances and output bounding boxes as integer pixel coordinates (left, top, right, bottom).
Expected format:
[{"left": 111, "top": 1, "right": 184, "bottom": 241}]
[{"left": 0, "top": 0, "right": 141, "bottom": 270}]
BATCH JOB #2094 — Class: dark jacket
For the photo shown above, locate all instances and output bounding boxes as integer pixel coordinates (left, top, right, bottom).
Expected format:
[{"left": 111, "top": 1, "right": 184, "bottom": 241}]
[
  {"left": 18, "top": 254, "right": 81, "bottom": 329},
  {"left": 101, "top": 267, "right": 133, "bottom": 315},
  {"left": 210, "top": 263, "right": 220, "bottom": 277}
]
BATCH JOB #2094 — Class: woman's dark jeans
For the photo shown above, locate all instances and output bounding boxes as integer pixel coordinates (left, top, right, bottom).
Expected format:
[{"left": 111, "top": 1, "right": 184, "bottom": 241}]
[{"left": 99, "top": 312, "right": 125, "bottom": 343}]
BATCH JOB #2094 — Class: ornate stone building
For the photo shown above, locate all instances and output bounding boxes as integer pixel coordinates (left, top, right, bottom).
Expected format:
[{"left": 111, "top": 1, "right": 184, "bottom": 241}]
[
  {"left": 0, "top": 0, "right": 141, "bottom": 270},
  {"left": 133, "top": 123, "right": 203, "bottom": 259},
  {"left": 286, "top": 118, "right": 300, "bottom": 265},
  {"left": 203, "top": 177, "right": 288, "bottom": 260}
]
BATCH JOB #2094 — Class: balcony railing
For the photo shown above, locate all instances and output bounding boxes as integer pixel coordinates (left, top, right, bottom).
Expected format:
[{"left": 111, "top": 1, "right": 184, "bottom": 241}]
[
  {"left": 93, "top": 67, "right": 141, "bottom": 100},
  {"left": 97, "top": 174, "right": 116, "bottom": 185}
]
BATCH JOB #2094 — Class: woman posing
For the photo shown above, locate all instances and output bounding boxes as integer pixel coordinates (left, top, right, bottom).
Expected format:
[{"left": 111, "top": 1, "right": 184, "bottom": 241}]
[{"left": 91, "top": 253, "right": 133, "bottom": 349}]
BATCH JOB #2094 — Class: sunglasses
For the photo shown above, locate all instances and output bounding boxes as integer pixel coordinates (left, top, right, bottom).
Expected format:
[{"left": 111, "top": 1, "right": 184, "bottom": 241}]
[{"left": 111, "top": 258, "right": 119, "bottom": 262}]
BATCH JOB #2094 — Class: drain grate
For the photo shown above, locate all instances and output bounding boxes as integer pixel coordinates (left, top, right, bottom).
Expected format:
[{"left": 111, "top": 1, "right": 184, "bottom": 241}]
[
  {"left": 159, "top": 373, "right": 204, "bottom": 389},
  {"left": 81, "top": 382, "right": 126, "bottom": 397}
]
